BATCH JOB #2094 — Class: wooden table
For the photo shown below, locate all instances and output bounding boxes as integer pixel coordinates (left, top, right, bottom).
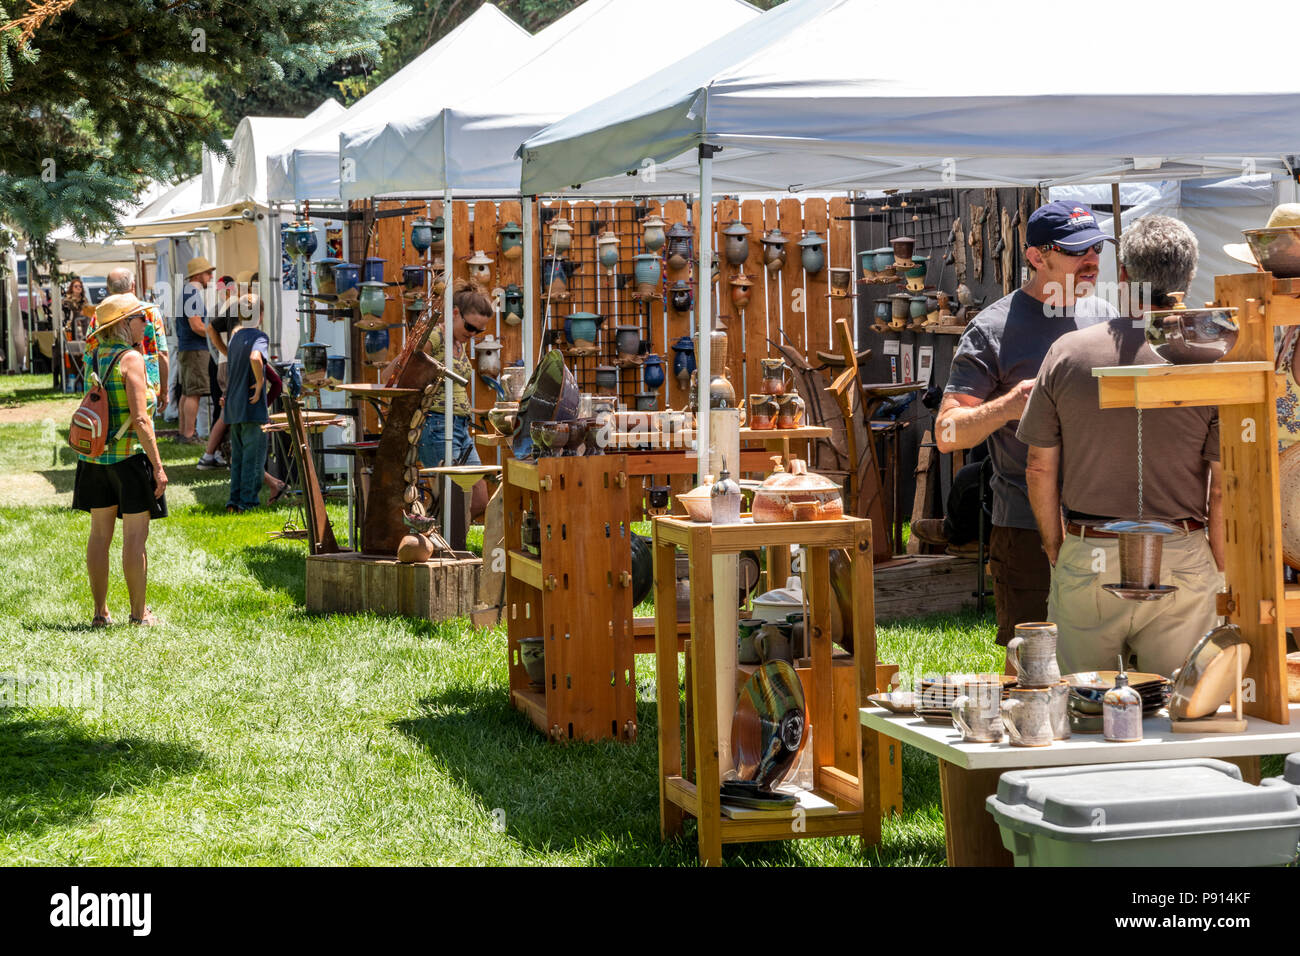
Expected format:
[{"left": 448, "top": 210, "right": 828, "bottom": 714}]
[{"left": 861, "top": 703, "right": 1300, "bottom": 866}]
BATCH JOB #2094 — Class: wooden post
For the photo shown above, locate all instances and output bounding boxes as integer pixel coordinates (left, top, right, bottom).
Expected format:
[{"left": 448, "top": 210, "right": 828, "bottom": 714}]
[
  {"left": 653, "top": 532, "right": 684, "bottom": 839},
  {"left": 687, "top": 524, "right": 722, "bottom": 865}
]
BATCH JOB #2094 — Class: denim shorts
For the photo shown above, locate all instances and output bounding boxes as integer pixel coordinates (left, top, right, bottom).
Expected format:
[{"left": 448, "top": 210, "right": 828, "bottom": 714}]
[{"left": 418, "top": 413, "right": 480, "bottom": 468}]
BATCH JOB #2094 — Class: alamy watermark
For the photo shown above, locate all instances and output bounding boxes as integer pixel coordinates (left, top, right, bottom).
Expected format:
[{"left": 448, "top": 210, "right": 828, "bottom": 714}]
[{"left": 0, "top": 668, "right": 104, "bottom": 716}]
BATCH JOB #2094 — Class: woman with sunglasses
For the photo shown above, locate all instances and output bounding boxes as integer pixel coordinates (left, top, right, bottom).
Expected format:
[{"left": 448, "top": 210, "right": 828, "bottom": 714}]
[{"left": 417, "top": 279, "right": 493, "bottom": 474}]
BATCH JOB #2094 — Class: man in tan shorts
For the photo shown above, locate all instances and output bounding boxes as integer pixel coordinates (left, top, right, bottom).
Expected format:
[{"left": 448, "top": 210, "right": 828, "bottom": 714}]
[{"left": 1018, "top": 215, "right": 1224, "bottom": 677}]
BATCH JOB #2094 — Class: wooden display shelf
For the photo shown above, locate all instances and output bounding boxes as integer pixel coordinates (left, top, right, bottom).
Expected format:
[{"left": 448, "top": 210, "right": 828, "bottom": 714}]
[
  {"left": 1092, "top": 360, "right": 1272, "bottom": 409},
  {"left": 652, "top": 514, "right": 891, "bottom": 865}
]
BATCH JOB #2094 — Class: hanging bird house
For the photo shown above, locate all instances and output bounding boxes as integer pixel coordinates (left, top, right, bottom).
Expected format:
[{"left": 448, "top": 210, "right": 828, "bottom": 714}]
[
  {"left": 633, "top": 253, "right": 662, "bottom": 298},
  {"left": 597, "top": 230, "right": 621, "bottom": 274},
  {"left": 723, "top": 219, "right": 751, "bottom": 265},
  {"left": 761, "top": 228, "right": 788, "bottom": 274},
  {"left": 798, "top": 231, "right": 827, "bottom": 274},
  {"left": 730, "top": 273, "right": 755, "bottom": 309},
  {"left": 402, "top": 264, "right": 427, "bottom": 291},
  {"left": 410, "top": 216, "right": 436, "bottom": 254},
  {"left": 828, "top": 267, "right": 853, "bottom": 297},
  {"left": 665, "top": 222, "right": 693, "bottom": 270},
  {"left": 428, "top": 216, "right": 446, "bottom": 251},
  {"left": 641, "top": 214, "right": 667, "bottom": 252},
  {"left": 498, "top": 221, "right": 524, "bottom": 260},
  {"left": 549, "top": 218, "right": 573, "bottom": 254},
  {"left": 358, "top": 280, "right": 388, "bottom": 318},
  {"left": 503, "top": 283, "right": 524, "bottom": 326},
  {"left": 363, "top": 256, "right": 387, "bottom": 283},
  {"left": 669, "top": 279, "right": 693, "bottom": 313},
  {"left": 467, "top": 249, "right": 494, "bottom": 283}
]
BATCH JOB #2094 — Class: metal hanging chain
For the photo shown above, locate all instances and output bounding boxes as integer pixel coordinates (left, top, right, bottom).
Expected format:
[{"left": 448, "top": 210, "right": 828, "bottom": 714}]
[{"left": 1136, "top": 408, "right": 1144, "bottom": 520}]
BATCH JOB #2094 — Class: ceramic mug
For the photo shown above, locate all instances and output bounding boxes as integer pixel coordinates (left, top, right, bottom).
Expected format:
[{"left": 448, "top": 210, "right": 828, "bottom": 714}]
[
  {"left": 950, "top": 680, "right": 1004, "bottom": 743},
  {"left": 776, "top": 393, "right": 805, "bottom": 429},
  {"left": 737, "top": 619, "right": 765, "bottom": 665},
  {"left": 1047, "top": 679, "right": 1071, "bottom": 740},
  {"left": 1006, "top": 621, "right": 1062, "bottom": 688},
  {"left": 749, "top": 393, "right": 777, "bottom": 430},
  {"left": 760, "top": 358, "right": 793, "bottom": 396},
  {"left": 1000, "top": 687, "right": 1054, "bottom": 747}
]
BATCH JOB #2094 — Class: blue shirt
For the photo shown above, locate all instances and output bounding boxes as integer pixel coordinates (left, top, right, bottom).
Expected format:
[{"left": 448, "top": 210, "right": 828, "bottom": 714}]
[
  {"left": 224, "top": 327, "right": 270, "bottom": 424},
  {"left": 176, "top": 283, "right": 209, "bottom": 352}
]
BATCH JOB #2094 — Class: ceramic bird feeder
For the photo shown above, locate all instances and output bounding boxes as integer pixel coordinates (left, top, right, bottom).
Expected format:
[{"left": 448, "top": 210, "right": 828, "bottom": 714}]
[
  {"left": 363, "top": 256, "right": 386, "bottom": 283},
  {"left": 671, "top": 335, "right": 696, "bottom": 390},
  {"left": 402, "top": 264, "right": 427, "bottom": 291},
  {"left": 428, "top": 215, "right": 446, "bottom": 251},
  {"left": 643, "top": 353, "right": 665, "bottom": 391},
  {"left": 641, "top": 214, "right": 667, "bottom": 252},
  {"left": 503, "top": 284, "right": 524, "bottom": 326},
  {"left": 666, "top": 222, "right": 693, "bottom": 271},
  {"left": 633, "top": 253, "right": 662, "bottom": 299},
  {"left": 798, "top": 231, "right": 827, "bottom": 275},
  {"left": 358, "top": 280, "right": 388, "bottom": 318},
  {"left": 498, "top": 221, "right": 524, "bottom": 260},
  {"left": 730, "top": 273, "right": 755, "bottom": 309},
  {"left": 410, "top": 216, "right": 436, "bottom": 254},
  {"left": 828, "top": 267, "right": 853, "bottom": 298},
  {"left": 761, "top": 229, "right": 789, "bottom": 274},
  {"left": 597, "top": 230, "right": 620, "bottom": 274},
  {"left": 475, "top": 334, "right": 503, "bottom": 378},
  {"left": 467, "top": 249, "right": 494, "bottom": 283},
  {"left": 723, "top": 219, "right": 752, "bottom": 265},
  {"left": 285, "top": 221, "right": 315, "bottom": 260},
  {"left": 548, "top": 217, "right": 573, "bottom": 254}
]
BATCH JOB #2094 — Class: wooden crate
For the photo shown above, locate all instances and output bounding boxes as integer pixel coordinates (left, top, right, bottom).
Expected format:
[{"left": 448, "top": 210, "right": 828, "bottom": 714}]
[{"left": 305, "top": 551, "right": 480, "bottom": 620}]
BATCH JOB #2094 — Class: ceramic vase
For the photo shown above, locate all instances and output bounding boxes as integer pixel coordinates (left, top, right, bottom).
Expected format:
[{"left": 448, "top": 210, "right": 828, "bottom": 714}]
[
  {"left": 643, "top": 353, "right": 665, "bottom": 391},
  {"left": 498, "top": 221, "right": 523, "bottom": 260}
]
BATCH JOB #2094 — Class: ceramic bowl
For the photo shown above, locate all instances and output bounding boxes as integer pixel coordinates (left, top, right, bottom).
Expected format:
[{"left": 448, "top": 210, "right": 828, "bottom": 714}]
[
  {"left": 519, "top": 637, "right": 546, "bottom": 685},
  {"left": 1244, "top": 227, "right": 1300, "bottom": 278},
  {"left": 1144, "top": 307, "right": 1239, "bottom": 364},
  {"left": 530, "top": 420, "right": 569, "bottom": 457}
]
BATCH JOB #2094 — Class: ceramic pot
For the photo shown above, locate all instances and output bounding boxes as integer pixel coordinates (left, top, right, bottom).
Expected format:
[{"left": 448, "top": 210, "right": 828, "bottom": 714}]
[
  {"left": 548, "top": 218, "right": 573, "bottom": 254},
  {"left": 597, "top": 231, "right": 620, "bottom": 273},
  {"left": 872, "top": 248, "right": 896, "bottom": 273},
  {"left": 594, "top": 365, "right": 618, "bottom": 396},
  {"left": 761, "top": 228, "right": 788, "bottom": 274},
  {"left": 798, "top": 232, "right": 827, "bottom": 274},
  {"left": 363, "top": 329, "right": 389, "bottom": 358},
  {"left": 358, "top": 280, "right": 388, "bottom": 317},
  {"left": 397, "top": 532, "right": 435, "bottom": 563},
  {"left": 498, "top": 221, "right": 523, "bottom": 260},
  {"left": 315, "top": 258, "right": 344, "bottom": 295},
  {"left": 518, "top": 637, "right": 545, "bottom": 685},
  {"left": 327, "top": 355, "right": 346, "bottom": 381},
  {"left": 499, "top": 365, "right": 528, "bottom": 403},
  {"left": 1007, "top": 622, "right": 1061, "bottom": 688},
  {"left": 643, "top": 353, "right": 665, "bottom": 391},
  {"left": 502, "top": 284, "right": 525, "bottom": 326},
  {"left": 723, "top": 219, "right": 751, "bottom": 265},
  {"left": 633, "top": 253, "right": 662, "bottom": 294},
  {"left": 760, "top": 357, "right": 792, "bottom": 396},
  {"left": 300, "top": 342, "right": 328, "bottom": 374},
  {"left": 1001, "top": 687, "right": 1053, "bottom": 747},
  {"left": 873, "top": 300, "right": 892, "bottom": 326},
  {"left": 641, "top": 215, "right": 667, "bottom": 253},
  {"left": 669, "top": 280, "right": 693, "bottom": 313},
  {"left": 730, "top": 273, "right": 755, "bottom": 308},
  {"left": 738, "top": 619, "right": 765, "bottom": 665},
  {"left": 614, "top": 325, "right": 641, "bottom": 359},
  {"left": 753, "top": 458, "right": 843, "bottom": 523},
  {"left": 858, "top": 249, "right": 877, "bottom": 280},
  {"left": 749, "top": 393, "right": 777, "bottom": 430},
  {"left": 410, "top": 217, "right": 436, "bottom": 254},
  {"left": 530, "top": 421, "right": 568, "bottom": 458},
  {"left": 909, "top": 294, "right": 928, "bottom": 320},
  {"left": 564, "top": 312, "right": 602, "bottom": 350},
  {"left": 776, "top": 393, "right": 804, "bottom": 429},
  {"left": 635, "top": 392, "right": 657, "bottom": 412},
  {"left": 951, "top": 679, "right": 1004, "bottom": 743},
  {"left": 475, "top": 335, "right": 503, "bottom": 378},
  {"left": 1145, "top": 307, "right": 1240, "bottom": 364},
  {"left": 333, "top": 262, "right": 360, "bottom": 295},
  {"left": 665, "top": 222, "right": 693, "bottom": 270},
  {"left": 402, "top": 264, "right": 427, "bottom": 291},
  {"left": 890, "top": 236, "right": 916, "bottom": 263},
  {"left": 829, "top": 268, "right": 853, "bottom": 297},
  {"left": 363, "top": 256, "right": 386, "bottom": 283},
  {"left": 671, "top": 335, "right": 695, "bottom": 389}
]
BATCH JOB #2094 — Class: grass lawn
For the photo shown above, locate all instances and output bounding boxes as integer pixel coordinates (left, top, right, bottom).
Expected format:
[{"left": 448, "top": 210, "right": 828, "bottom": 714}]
[{"left": 2, "top": 373, "right": 1266, "bottom": 866}]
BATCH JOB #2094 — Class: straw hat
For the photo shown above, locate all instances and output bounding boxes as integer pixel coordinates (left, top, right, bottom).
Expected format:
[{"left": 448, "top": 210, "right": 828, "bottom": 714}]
[
  {"left": 94, "top": 293, "right": 148, "bottom": 333},
  {"left": 236, "top": 269, "right": 254, "bottom": 286},
  {"left": 186, "top": 255, "right": 215, "bottom": 279},
  {"left": 1224, "top": 204, "right": 1300, "bottom": 266}
]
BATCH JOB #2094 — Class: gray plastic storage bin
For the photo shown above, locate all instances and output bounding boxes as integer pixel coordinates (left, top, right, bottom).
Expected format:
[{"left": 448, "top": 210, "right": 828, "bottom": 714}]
[
  {"left": 1261, "top": 752, "right": 1300, "bottom": 804},
  {"left": 986, "top": 759, "right": 1300, "bottom": 867}
]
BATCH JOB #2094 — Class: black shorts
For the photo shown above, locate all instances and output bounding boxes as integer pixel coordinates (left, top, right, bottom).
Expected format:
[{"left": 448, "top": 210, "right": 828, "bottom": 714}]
[{"left": 72, "top": 454, "right": 168, "bottom": 519}]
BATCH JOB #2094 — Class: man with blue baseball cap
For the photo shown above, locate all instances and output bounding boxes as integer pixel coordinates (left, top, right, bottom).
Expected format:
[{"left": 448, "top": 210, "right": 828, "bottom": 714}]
[{"left": 936, "top": 200, "right": 1118, "bottom": 670}]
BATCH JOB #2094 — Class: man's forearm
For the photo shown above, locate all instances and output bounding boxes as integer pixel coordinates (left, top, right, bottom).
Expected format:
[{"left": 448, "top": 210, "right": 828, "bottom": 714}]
[
  {"left": 936, "top": 393, "right": 1014, "bottom": 452},
  {"left": 1208, "top": 470, "right": 1226, "bottom": 572},
  {"left": 1025, "top": 456, "right": 1064, "bottom": 564}
]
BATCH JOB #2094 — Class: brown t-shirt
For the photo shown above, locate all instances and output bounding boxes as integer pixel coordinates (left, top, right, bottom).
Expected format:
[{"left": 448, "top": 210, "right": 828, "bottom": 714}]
[{"left": 1017, "top": 319, "right": 1218, "bottom": 522}]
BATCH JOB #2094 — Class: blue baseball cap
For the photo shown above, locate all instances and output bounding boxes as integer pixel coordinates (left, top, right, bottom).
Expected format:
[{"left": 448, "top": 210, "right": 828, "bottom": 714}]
[{"left": 1025, "top": 201, "right": 1115, "bottom": 250}]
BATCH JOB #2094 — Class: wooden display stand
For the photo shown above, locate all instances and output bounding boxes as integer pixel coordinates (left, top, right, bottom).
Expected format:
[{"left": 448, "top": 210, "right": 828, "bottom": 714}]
[
  {"left": 1091, "top": 271, "right": 1294, "bottom": 725},
  {"left": 652, "top": 514, "right": 892, "bottom": 865},
  {"left": 504, "top": 455, "right": 639, "bottom": 743}
]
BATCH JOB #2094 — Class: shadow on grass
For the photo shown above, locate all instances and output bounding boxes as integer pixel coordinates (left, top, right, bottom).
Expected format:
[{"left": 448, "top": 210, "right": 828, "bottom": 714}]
[
  {"left": 396, "top": 682, "right": 947, "bottom": 866},
  {"left": 242, "top": 542, "right": 307, "bottom": 603},
  {"left": 0, "top": 712, "right": 204, "bottom": 837}
]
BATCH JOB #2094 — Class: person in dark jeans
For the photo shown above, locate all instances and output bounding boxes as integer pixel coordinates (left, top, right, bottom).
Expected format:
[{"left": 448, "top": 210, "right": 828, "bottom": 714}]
[{"left": 222, "top": 294, "right": 270, "bottom": 513}]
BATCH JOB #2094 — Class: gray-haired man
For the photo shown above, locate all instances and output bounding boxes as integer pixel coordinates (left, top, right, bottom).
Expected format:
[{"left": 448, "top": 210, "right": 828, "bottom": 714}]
[
  {"left": 1017, "top": 215, "right": 1225, "bottom": 677},
  {"left": 92, "top": 268, "right": 169, "bottom": 411}
]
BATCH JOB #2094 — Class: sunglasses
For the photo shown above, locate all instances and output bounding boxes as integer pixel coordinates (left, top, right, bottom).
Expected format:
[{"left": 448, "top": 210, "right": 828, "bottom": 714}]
[
  {"left": 1040, "top": 241, "right": 1107, "bottom": 257},
  {"left": 463, "top": 321, "right": 486, "bottom": 335}
]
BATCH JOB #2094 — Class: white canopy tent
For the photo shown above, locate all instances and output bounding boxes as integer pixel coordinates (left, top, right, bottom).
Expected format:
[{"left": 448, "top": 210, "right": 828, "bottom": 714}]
[
  {"left": 266, "top": 4, "right": 533, "bottom": 203},
  {"left": 517, "top": 0, "right": 1300, "bottom": 480}
]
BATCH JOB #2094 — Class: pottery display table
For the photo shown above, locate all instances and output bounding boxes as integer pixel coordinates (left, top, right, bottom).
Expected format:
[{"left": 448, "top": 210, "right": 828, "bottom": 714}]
[{"left": 860, "top": 703, "right": 1300, "bottom": 867}]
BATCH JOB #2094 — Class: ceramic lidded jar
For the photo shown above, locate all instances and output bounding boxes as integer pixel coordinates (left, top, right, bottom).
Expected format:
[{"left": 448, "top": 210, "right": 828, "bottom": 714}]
[
  {"left": 665, "top": 222, "right": 693, "bottom": 270},
  {"left": 548, "top": 217, "right": 573, "bottom": 253},
  {"left": 723, "top": 219, "right": 752, "bottom": 265},
  {"left": 363, "top": 256, "right": 386, "bottom": 283},
  {"left": 761, "top": 229, "right": 788, "bottom": 274},
  {"left": 798, "top": 231, "right": 827, "bottom": 274},
  {"left": 597, "top": 230, "right": 620, "bottom": 273},
  {"left": 358, "top": 280, "right": 388, "bottom": 317},
  {"left": 643, "top": 353, "right": 665, "bottom": 391},
  {"left": 498, "top": 221, "right": 523, "bottom": 260},
  {"left": 753, "top": 457, "right": 843, "bottom": 523},
  {"left": 641, "top": 214, "right": 667, "bottom": 253}
]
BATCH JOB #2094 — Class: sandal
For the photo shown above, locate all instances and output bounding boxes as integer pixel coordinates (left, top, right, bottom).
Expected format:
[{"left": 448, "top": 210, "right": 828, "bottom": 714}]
[
  {"left": 129, "top": 608, "right": 158, "bottom": 626},
  {"left": 267, "top": 483, "right": 290, "bottom": 506},
  {"left": 91, "top": 614, "right": 113, "bottom": 628}
]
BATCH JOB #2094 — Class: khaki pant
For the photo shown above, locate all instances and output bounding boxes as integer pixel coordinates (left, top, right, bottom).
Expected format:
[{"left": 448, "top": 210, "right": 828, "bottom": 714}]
[{"left": 1049, "top": 531, "right": 1223, "bottom": 679}]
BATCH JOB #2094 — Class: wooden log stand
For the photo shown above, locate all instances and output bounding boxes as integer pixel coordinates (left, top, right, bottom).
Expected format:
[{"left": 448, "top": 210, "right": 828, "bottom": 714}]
[{"left": 652, "top": 513, "right": 897, "bottom": 865}]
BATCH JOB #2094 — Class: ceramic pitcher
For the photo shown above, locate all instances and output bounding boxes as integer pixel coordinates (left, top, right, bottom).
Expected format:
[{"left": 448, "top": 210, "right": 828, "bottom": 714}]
[{"left": 1006, "top": 622, "right": 1062, "bottom": 688}]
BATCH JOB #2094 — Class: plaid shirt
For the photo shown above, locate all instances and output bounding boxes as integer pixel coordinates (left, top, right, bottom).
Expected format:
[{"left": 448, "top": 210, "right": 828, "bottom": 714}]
[
  {"left": 86, "top": 305, "right": 168, "bottom": 397},
  {"left": 79, "top": 343, "right": 153, "bottom": 464},
  {"left": 422, "top": 326, "right": 473, "bottom": 417}
]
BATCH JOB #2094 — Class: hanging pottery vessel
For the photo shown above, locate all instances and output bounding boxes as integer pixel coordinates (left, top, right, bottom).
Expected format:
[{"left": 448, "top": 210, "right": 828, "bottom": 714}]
[
  {"left": 358, "top": 280, "right": 388, "bottom": 317},
  {"left": 564, "top": 312, "right": 602, "bottom": 351},
  {"left": 671, "top": 335, "right": 696, "bottom": 390},
  {"left": 498, "top": 221, "right": 524, "bottom": 260},
  {"left": 333, "top": 262, "right": 360, "bottom": 295},
  {"left": 363, "top": 256, "right": 386, "bottom": 283},
  {"left": 635, "top": 392, "right": 657, "bottom": 412},
  {"left": 904, "top": 253, "right": 929, "bottom": 279},
  {"left": 614, "top": 325, "right": 642, "bottom": 360},
  {"left": 475, "top": 335, "right": 503, "bottom": 378},
  {"left": 467, "top": 249, "right": 493, "bottom": 284},
  {"left": 296, "top": 224, "right": 319, "bottom": 259},
  {"left": 284, "top": 221, "right": 309, "bottom": 260},
  {"left": 428, "top": 215, "right": 446, "bottom": 251},
  {"left": 723, "top": 219, "right": 751, "bottom": 266},
  {"left": 594, "top": 365, "right": 618, "bottom": 396},
  {"left": 873, "top": 300, "right": 892, "bottom": 329},
  {"left": 730, "top": 273, "right": 755, "bottom": 309},
  {"left": 761, "top": 229, "right": 788, "bottom": 274},
  {"left": 633, "top": 253, "right": 662, "bottom": 298},
  {"left": 410, "top": 216, "right": 435, "bottom": 254},
  {"left": 643, "top": 353, "right": 665, "bottom": 391},
  {"left": 300, "top": 342, "right": 328, "bottom": 375},
  {"left": 909, "top": 294, "right": 929, "bottom": 324},
  {"left": 665, "top": 222, "right": 693, "bottom": 271},
  {"left": 872, "top": 247, "right": 896, "bottom": 274},
  {"left": 548, "top": 217, "right": 573, "bottom": 253},
  {"left": 402, "top": 264, "right": 427, "bottom": 291},
  {"left": 699, "top": 324, "right": 737, "bottom": 409},
  {"left": 669, "top": 279, "right": 693, "bottom": 313},
  {"left": 889, "top": 292, "right": 912, "bottom": 330},
  {"left": 363, "top": 329, "right": 389, "bottom": 360},
  {"left": 597, "top": 230, "right": 620, "bottom": 274},
  {"left": 641, "top": 214, "right": 667, "bottom": 253},
  {"left": 828, "top": 267, "right": 853, "bottom": 297},
  {"left": 891, "top": 236, "right": 916, "bottom": 265},
  {"left": 541, "top": 255, "right": 577, "bottom": 298},
  {"left": 798, "top": 231, "right": 827, "bottom": 274},
  {"left": 502, "top": 284, "right": 524, "bottom": 326},
  {"left": 314, "top": 258, "right": 343, "bottom": 295}
]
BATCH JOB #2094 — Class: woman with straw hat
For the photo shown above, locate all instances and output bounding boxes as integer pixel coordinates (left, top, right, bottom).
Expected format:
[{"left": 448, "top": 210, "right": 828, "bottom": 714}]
[{"left": 72, "top": 293, "right": 169, "bottom": 627}]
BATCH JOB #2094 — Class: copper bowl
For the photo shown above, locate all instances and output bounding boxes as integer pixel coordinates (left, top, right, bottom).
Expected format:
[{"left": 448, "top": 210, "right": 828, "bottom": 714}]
[
  {"left": 1244, "top": 227, "right": 1300, "bottom": 278},
  {"left": 1144, "top": 307, "right": 1239, "bottom": 364},
  {"left": 530, "top": 420, "right": 569, "bottom": 457}
]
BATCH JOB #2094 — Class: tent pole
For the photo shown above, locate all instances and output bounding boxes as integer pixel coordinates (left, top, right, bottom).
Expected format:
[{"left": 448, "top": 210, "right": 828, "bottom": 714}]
[
  {"left": 1111, "top": 182, "right": 1123, "bottom": 281},
  {"left": 696, "top": 146, "right": 714, "bottom": 485},
  {"left": 522, "top": 196, "right": 535, "bottom": 376},
  {"left": 443, "top": 186, "right": 455, "bottom": 540}
]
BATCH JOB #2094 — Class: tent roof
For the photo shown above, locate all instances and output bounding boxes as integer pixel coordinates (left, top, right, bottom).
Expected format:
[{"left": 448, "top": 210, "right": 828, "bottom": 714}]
[
  {"left": 217, "top": 100, "right": 344, "bottom": 207},
  {"left": 520, "top": 0, "right": 1300, "bottom": 195},
  {"left": 266, "top": 4, "right": 533, "bottom": 202},
  {"left": 339, "top": 0, "right": 759, "bottom": 198}
]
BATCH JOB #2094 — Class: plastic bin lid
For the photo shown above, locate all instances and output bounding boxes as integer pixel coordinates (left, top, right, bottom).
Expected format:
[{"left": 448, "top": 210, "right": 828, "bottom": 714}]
[
  {"left": 987, "top": 759, "right": 1300, "bottom": 842},
  {"left": 1288, "top": 752, "right": 1300, "bottom": 786}
]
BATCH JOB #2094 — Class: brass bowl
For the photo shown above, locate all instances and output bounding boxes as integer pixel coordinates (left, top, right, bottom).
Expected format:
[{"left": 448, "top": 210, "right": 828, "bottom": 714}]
[
  {"left": 1144, "top": 308, "right": 1239, "bottom": 364},
  {"left": 487, "top": 405, "right": 518, "bottom": 437},
  {"left": 1244, "top": 227, "right": 1300, "bottom": 278}
]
